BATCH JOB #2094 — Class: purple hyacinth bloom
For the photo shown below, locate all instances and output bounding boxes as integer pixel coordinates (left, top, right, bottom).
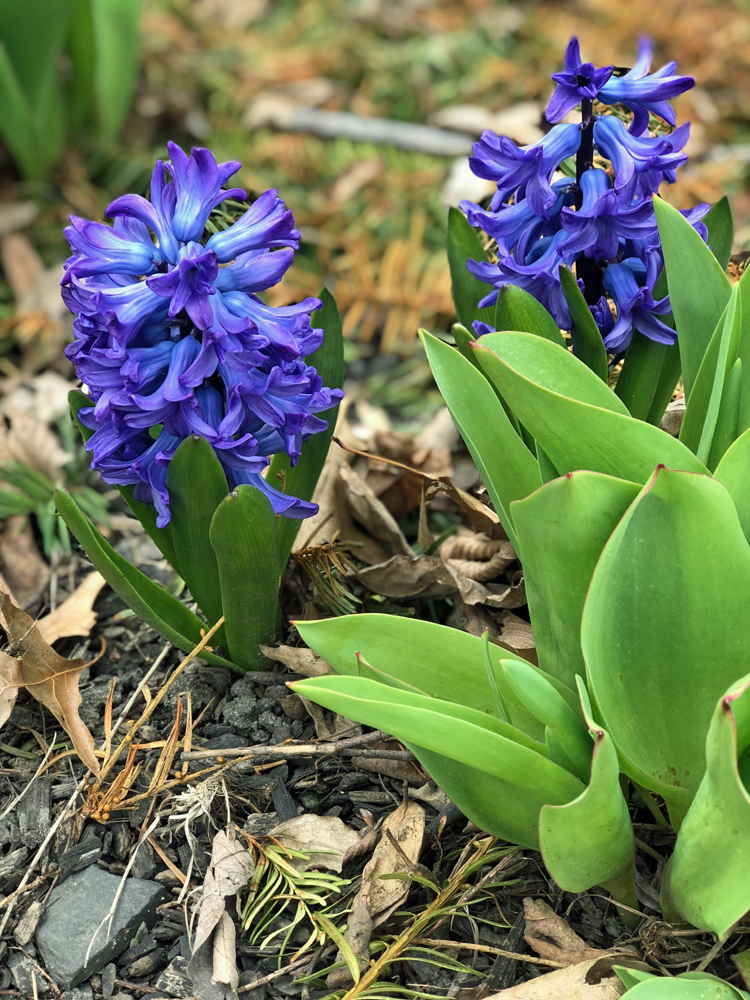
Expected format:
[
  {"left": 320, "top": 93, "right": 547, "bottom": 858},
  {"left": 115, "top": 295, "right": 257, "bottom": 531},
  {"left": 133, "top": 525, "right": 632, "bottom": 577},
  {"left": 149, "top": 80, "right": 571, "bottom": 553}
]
[
  {"left": 592, "top": 116, "right": 689, "bottom": 202},
  {"left": 546, "top": 37, "right": 613, "bottom": 123},
  {"left": 559, "top": 168, "right": 658, "bottom": 259},
  {"left": 602, "top": 255, "right": 674, "bottom": 352},
  {"left": 598, "top": 38, "right": 694, "bottom": 135},
  {"left": 461, "top": 179, "right": 575, "bottom": 257},
  {"left": 61, "top": 143, "right": 342, "bottom": 526},
  {"left": 469, "top": 123, "right": 582, "bottom": 215}
]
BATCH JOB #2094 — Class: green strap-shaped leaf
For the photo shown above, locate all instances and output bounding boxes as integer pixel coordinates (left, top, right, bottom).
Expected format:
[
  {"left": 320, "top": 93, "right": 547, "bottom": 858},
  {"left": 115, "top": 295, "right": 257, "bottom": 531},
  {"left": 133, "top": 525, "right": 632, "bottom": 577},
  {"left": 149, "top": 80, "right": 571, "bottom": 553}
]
[
  {"left": 618, "top": 973, "right": 749, "bottom": 999},
  {"left": 558, "top": 264, "right": 608, "bottom": 382},
  {"left": 420, "top": 330, "right": 540, "bottom": 547},
  {"left": 471, "top": 336, "right": 708, "bottom": 484},
  {"left": 582, "top": 467, "right": 750, "bottom": 826},
  {"left": 736, "top": 266, "right": 750, "bottom": 436},
  {"left": 291, "top": 674, "right": 584, "bottom": 849},
  {"left": 539, "top": 678, "right": 635, "bottom": 903},
  {"left": 54, "top": 488, "right": 235, "bottom": 668},
  {"left": 614, "top": 332, "right": 670, "bottom": 422},
  {"left": 68, "top": 390, "right": 181, "bottom": 571},
  {"left": 667, "top": 673, "right": 750, "bottom": 936},
  {"left": 679, "top": 301, "right": 731, "bottom": 454},
  {"left": 294, "top": 613, "right": 579, "bottom": 743},
  {"left": 708, "top": 356, "right": 742, "bottom": 471},
  {"left": 90, "top": 0, "right": 141, "bottom": 141},
  {"left": 209, "top": 484, "right": 280, "bottom": 670},
  {"left": 494, "top": 285, "right": 566, "bottom": 347},
  {"left": 478, "top": 330, "right": 628, "bottom": 414},
  {"left": 645, "top": 343, "right": 681, "bottom": 427},
  {"left": 653, "top": 196, "right": 732, "bottom": 400},
  {"left": 704, "top": 195, "right": 734, "bottom": 272},
  {"left": 510, "top": 472, "right": 640, "bottom": 690},
  {"left": 268, "top": 288, "right": 345, "bottom": 569},
  {"left": 166, "top": 435, "right": 228, "bottom": 627},
  {"left": 501, "top": 658, "right": 591, "bottom": 782},
  {"left": 694, "top": 283, "right": 741, "bottom": 465},
  {"left": 714, "top": 427, "right": 750, "bottom": 543},
  {"left": 446, "top": 207, "right": 496, "bottom": 331}
]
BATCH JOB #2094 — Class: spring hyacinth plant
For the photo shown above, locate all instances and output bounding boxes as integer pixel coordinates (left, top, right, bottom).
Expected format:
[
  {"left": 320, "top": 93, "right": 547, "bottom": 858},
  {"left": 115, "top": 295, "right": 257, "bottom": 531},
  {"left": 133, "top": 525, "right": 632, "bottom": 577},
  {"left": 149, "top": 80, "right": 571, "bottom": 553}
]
[
  {"left": 292, "top": 40, "right": 750, "bottom": 935},
  {"left": 56, "top": 143, "right": 344, "bottom": 669}
]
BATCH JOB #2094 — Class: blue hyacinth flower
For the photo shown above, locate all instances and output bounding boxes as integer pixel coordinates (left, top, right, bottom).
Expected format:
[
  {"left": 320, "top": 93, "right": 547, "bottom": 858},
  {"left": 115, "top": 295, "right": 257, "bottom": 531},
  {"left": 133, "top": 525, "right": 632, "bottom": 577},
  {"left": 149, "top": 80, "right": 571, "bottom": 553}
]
[
  {"left": 546, "top": 37, "right": 614, "bottom": 123},
  {"left": 602, "top": 253, "right": 674, "bottom": 352},
  {"left": 559, "top": 168, "right": 658, "bottom": 259},
  {"left": 62, "top": 143, "right": 342, "bottom": 527}
]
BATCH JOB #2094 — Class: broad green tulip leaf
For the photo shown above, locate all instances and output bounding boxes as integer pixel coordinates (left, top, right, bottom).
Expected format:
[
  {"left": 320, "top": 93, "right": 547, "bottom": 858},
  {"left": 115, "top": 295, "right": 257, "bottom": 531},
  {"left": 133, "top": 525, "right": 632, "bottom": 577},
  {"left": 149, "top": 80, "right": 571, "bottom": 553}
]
[
  {"left": 478, "top": 331, "right": 628, "bottom": 414},
  {"left": 714, "top": 427, "right": 750, "bottom": 544},
  {"left": 471, "top": 337, "right": 708, "bottom": 484},
  {"left": 420, "top": 330, "right": 540, "bottom": 547},
  {"left": 645, "top": 343, "right": 681, "bottom": 427},
  {"left": 502, "top": 658, "right": 591, "bottom": 782},
  {"left": 704, "top": 195, "right": 734, "bottom": 272},
  {"left": 582, "top": 467, "right": 750, "bottom": 826},
  {"left": 539, "top": 678, "right": 636, "bottom": 901},
  {"left": 667, "top": 673, "right": 750, "bottom": 936},
  {"left": 615, "top": 332, "right": 671, "bottom": 422},
  {"left": 511, "top": 472, "right": 640, "bottom": 689},
  {"left": 558, "top": 264, "right": 608, "bottom": 381},
  {"left": 494, "top": 285, "right": 566, "bottom": 347},
  {"left": 447, "top": 207, "right": 496, "bottom": 331},
  {"left": 68, "top": 389, "right": 181, "bottom": 572},
  {"left": 653, "top": 196, "right": 732, "bottom": 399},
  {"left": 54, "top": 488, "right": 235, "bottom": 668},
  {"left": 290, "top": 674, "right": 584, "bottom": 849},
  {"left": 209, "top": 485, "right": 280, "bottom": 670},
  {"left": 294, "top": 613, "right": 579, "bottom": 742},
  {"left": 708, "top": 356, "right": 742, "bottom": 471},
  {"left": 269, "top": 289, "right": 345, "bottom": 569},
  {"left": 166, "top": 435, "right": 228, "bottom": 629}
]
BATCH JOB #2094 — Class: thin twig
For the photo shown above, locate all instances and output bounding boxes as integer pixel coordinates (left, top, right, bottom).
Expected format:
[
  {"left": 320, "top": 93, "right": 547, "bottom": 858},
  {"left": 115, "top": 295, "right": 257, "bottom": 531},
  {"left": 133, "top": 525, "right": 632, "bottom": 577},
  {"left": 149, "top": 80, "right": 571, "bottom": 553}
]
[
  {"left": 182, "top": 729, "right": 409, "bottom": 762},
  {"left": 237, "top": 955, "right": 313, "bottom": 993},
  {"left": 410, "top": 938, "right": 566, "bottom": 968}
]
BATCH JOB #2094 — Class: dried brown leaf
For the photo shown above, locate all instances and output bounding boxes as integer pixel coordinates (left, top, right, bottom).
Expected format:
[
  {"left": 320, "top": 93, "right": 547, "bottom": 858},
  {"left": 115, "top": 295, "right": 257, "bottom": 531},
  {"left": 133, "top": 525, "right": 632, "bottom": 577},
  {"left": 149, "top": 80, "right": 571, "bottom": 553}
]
[
  {"left": 0, "top": 590, "right": 100, "bottom": 773},
  {"left": 258, "top": 643, "right": 332, "bottom": 678},
  {"left": 212, "top": 910, "right": 239, "bottom": 991},
  {"left": 485, "top": 957, "right": 625, "bottom": 1000},
  {"left": 523, "top": 899, "right": 606, "bottom": 966},
  {"left": 0, "top": 516, "right": 50, "bottom": 607},
  {"left": 267, "top": 814, "right": 365, "bottom": 873},
  {"left": 37, "top": 572, "right": 107, "bottom": 645},
  {"left": 193, "top": 828, "right": 254, "bottom": 954}
]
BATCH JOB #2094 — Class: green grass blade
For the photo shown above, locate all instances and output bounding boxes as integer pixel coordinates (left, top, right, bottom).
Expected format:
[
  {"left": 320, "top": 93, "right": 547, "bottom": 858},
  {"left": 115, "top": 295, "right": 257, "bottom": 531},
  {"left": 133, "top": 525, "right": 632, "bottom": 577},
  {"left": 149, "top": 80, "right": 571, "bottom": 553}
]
[{"left": 447, "top": 207, "right": 496, "bottom": 331}]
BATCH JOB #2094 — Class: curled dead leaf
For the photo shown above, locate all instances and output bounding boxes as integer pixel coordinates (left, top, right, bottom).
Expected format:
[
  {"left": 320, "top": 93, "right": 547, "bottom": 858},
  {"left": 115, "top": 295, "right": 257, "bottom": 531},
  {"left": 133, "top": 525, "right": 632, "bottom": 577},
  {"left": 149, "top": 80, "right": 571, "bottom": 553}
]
[
  {"left": 193, "top": 828, "right": 254, "bottom": 954},
  {"left": 523, "top": 899, "right": 607, "bottom": 965}
]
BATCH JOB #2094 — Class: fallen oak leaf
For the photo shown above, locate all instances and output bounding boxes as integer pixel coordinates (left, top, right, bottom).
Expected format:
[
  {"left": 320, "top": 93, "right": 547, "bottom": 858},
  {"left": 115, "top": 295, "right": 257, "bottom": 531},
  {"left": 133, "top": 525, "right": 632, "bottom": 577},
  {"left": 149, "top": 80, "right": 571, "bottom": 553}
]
[
  {"left": 523, "top": 898, "right": 607, "bottom": 965},
  {"left": 0, "top": 590, "right": 102, "bottom": 774}
]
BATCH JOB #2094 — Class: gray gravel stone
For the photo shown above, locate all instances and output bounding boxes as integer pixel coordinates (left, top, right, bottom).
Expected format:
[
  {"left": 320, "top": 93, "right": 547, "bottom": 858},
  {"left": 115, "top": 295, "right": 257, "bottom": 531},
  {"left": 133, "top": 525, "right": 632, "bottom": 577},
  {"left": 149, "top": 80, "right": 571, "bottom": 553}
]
[{"left": 35, "top": 864, "right": 168, "bottom": 988}]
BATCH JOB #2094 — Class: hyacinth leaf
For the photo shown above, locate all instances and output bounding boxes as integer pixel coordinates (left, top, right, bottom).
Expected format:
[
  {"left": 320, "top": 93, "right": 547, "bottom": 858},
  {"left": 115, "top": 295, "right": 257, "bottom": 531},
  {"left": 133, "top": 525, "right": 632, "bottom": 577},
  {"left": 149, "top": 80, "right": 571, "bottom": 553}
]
[
  {"left": 653, "top": 196, "right": 732, "bottom": 400},
  {"left": 616, "top": 972, "right": 749, "bottom": 999},
  {"left": 558, "top": 264, "right": 608, "bottom": 382},
  {"left": 708, "top": 356, "right": 742, "bottom": 471},
  {"left": 54, "top": 488, "right": 235, "bottom": 668},
  {"left": 666, "top": 673, "right": 750, "bottom": 936},
  {"left": 539, "top": 680, "right": 636, "bottom": 904},
  {"left": 452, "top": 323, "right": 481, "bottom": 368},
  {"left": 645, "top": 344, "right": 682, "bottom": 427},
  {"left": 714, "top": 428, "right": 750, "bottom": 543},
  {"left": 704, "top": 195, "right": 734, "bottom": 273},
  {"left": 510, "top": 472, "right": 640, "bottom": 690},
  {"left": 210, "top": 484, "right": 280, "bottom": 670},
  {"left": 290, "top": 674, "right": 584, "bottom": 849},
  {"left": 294, "top": 613, "right": 580, "bottom": 742},
  {"left": 269, "top": 289, "right": 345, "bottom": 569},
  {"left": 615, "top": 332, "right": 671, "bottom": 422},
  {"left": 735, "top": 267, "right": 750, "bottom": 435},
  {"left": 447, "top": 207, "right": 496, "bottom": 331},
  {"left": 494, "top": 285, "right": 566, "bottom": 348},
  {"left": 166, "top": 435, "right": 228, "bottom": 629},
  {"left": 501, "top": 658, "right": 591, "bottom": 782},
  {"left": 477, "top": 331, "right": 628, "bottom": 415},
  {"left": 89, "top": 0, "right": 142, "bottom": 142},
  {"left": 470, "top": 336, "right": 707, "bottom": 484},
  {"left": 536, "top": 446, "right": 558, "bottom": 484},
  {"left": 68, "top": 389, "right": 181, "bottom": 573},
  {"left": 420, "top": 330, "right": 540, "bottom": 548},
  {"left": 582, "top": 467, "right": 750, "bottom": 827}
]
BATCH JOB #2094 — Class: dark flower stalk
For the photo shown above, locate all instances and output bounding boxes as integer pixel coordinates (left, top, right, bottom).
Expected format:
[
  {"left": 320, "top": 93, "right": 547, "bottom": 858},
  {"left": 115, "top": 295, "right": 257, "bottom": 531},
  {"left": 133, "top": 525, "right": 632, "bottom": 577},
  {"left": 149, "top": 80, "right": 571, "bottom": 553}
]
[{"left": 461, "top": 37, "right": 704, "bottom": 352}]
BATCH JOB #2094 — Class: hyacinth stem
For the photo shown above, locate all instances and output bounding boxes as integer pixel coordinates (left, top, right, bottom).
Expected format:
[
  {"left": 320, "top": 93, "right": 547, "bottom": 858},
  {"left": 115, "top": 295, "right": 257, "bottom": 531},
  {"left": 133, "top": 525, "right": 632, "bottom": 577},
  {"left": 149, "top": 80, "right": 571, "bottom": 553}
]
[{"left": 575, "top": 97, "right": 603, "bottom": 306}]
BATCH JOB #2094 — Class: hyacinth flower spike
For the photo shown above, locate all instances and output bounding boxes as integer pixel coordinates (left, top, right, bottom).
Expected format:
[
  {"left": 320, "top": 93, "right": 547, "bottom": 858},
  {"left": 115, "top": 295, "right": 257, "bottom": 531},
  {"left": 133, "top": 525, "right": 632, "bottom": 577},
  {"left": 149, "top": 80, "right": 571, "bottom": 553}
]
[
  {"left": 545, "top": 36, "right": 613, "bottom": 123},
  {"left": 57, "top": 142, "right": 344, "bottom": 671}
]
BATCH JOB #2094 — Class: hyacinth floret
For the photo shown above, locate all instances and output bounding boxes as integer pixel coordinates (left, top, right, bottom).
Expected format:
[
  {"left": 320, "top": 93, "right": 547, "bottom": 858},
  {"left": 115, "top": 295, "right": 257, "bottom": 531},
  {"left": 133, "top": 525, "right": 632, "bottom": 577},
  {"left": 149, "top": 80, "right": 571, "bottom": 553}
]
[
  {"left": 62, "top": 142, "right": 342, "bottom": 527},
  {"left": 461, "top": 37, "right": 706, "bottom": 352}
]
